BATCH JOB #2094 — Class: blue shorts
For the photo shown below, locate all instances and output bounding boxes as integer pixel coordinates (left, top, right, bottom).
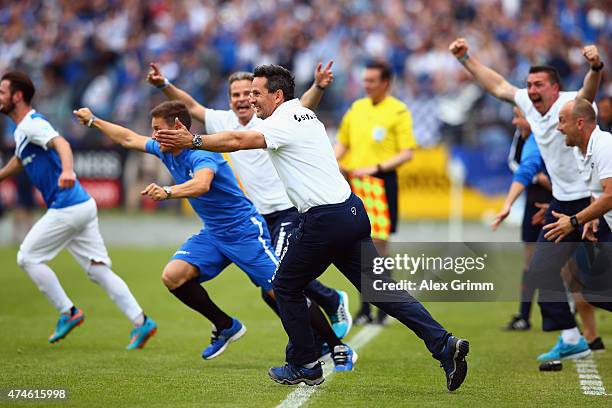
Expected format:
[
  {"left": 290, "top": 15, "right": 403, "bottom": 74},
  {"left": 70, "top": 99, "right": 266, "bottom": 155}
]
[{"left": 172, "top": 214, "right": 277, "bottom": 291}]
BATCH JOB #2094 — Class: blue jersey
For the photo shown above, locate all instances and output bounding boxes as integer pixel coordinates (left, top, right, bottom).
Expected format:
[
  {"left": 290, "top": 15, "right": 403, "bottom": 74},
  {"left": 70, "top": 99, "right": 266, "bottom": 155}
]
[
  {"left": 145, "top": 140, "right": 259, "bottom": 235},
  {"left": 13, "top": 109, "right": 90, "bottom": 209}
]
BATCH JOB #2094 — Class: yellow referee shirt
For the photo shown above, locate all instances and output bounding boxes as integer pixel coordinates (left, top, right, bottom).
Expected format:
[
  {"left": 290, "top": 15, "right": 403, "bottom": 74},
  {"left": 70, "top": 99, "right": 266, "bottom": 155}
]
[{"left": 337, "top": 95, "right": 416, "bottom": 170}]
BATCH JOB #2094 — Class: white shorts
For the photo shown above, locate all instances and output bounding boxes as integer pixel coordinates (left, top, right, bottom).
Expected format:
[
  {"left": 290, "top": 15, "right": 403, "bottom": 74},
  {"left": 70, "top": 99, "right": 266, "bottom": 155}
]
[{"left": 17, "top": 198, "right": 112, "bottom": 269}]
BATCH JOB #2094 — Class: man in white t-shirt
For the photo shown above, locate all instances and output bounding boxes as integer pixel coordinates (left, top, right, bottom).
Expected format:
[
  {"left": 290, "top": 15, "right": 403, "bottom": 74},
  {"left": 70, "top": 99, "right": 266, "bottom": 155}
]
[
  {"left": 155, "top": 64, "right": 469, "bottom": 391},
  {"left": 449, "top": 37, "right": 605, "bottom": 360},
  {"left": 146, "top": 62, "right": 352, "bottom": 340},
  {"left": 544, "top": 99, "right": 612, "bottom": 309}
]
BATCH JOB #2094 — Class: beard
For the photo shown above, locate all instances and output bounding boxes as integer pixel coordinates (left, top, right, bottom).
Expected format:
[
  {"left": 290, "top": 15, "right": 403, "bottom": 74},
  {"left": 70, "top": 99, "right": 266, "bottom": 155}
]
[{"left": 0, "top": 100, "right": 15, "bottom": 114}]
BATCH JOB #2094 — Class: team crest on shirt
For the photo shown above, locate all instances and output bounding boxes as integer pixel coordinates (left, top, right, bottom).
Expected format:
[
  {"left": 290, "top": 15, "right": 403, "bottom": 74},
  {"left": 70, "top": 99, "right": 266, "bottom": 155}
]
[
  {"left": 372, "top": 127, "right": 386, "bottom": 142},
  {"left": 351, "top": 206, "right": 357, "bottom": 215}
]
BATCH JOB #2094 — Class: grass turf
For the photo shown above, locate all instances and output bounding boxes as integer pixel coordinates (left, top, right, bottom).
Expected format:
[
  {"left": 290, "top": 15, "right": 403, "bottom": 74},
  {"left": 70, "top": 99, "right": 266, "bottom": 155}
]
[{"left": 0, "top": 246, "right": 611, "bottom": 407}]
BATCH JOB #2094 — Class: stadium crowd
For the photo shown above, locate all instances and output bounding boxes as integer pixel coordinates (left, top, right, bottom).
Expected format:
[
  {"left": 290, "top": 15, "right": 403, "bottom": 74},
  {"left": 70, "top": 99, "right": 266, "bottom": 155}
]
[{"left": 0, "top": 0, "right": 610, "bottom": 149}]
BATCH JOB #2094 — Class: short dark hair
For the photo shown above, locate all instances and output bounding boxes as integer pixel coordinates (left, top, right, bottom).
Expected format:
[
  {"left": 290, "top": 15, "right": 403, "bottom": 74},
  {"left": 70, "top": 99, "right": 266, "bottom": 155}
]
[
  {"left": 1, "top": 71, "right": 35, "bottom": 104},
  {"left": 365, "top": 60, "right": 393, "bottom": 82},
  {"left": 253, "top": 64, "right": 295, "bottom": 100},
  {"left": 528, "top": 65, "right": 562, "bottom": 88},
  {"left": 150, "top": 101, "right": 192, "bottom": 130}
]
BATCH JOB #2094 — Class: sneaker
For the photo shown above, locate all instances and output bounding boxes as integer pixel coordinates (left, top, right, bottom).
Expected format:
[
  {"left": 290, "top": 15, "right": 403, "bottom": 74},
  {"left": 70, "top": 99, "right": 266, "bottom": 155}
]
[
  {"left": 440, "top": 335, "right": 469, "bottom": 392},
  {"left": 353, "top": 311, "right": 373, "bottom": 326},
  {"left": 332, "top": 344, "right": 358, "bottom": 372},
  {"left": 268, "top": 362, "right": 324, "bottom": 386},
  {"left": 504, "top": 314, "right": 531, "bottom": 331},
  {"left": 329, "top": 290, "right": 352, "bottom": 339},
  {"left": 537, "top": 336, "right": 591, "bottom": 361},
  {"left": 126, "top": 316, "right": 158, "bottom": 350},
  {"left": 589, "top": 337, "right": 605, "bottom": 352},
  {"left": 202, "top": 318, "right": 247, "bottom": 360},
  {"left": 49, "top": 308, "right": 85, "bottom": 343}
]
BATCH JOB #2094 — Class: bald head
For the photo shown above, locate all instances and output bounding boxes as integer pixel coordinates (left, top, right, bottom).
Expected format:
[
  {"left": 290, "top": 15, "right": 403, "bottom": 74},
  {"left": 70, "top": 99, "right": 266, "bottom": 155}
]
[
  {"left": 557, "top": 98, "right": 597, "bottom": 149},
  {"left": 569, "top": 98, "right": 597, "bottom": 124}
]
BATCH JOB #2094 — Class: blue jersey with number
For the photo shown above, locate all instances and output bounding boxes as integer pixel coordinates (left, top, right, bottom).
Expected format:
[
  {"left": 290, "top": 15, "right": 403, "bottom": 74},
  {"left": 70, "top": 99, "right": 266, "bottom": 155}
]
[
  {"left": 13, "top": 109, "right": 90, "bottom": 209},
  {"left": 145, "top": 140, "right": 259, "bottom": 235}
]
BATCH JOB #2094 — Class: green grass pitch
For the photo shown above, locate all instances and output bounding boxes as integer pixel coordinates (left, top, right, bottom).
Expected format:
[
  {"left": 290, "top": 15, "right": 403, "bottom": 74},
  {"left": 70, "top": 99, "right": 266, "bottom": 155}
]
[{"left": 1, "top": 246, "right": 611, "bottom": 407}]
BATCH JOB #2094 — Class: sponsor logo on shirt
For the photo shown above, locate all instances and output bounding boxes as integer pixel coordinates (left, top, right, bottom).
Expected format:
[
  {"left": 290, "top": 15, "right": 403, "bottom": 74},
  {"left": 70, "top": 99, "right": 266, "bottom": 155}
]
[{"left": 293, "top": 113, "right": 317, "bottom": 122}]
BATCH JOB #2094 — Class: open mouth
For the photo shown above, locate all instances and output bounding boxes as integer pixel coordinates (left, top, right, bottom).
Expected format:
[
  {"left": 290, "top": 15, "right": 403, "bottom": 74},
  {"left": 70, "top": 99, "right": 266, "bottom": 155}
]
[
  {"left": 236, "top": 104, "right": 251, "bottom": 115},
  {"left": 529, "top": 95, "right": 542, "bottom": 106}
]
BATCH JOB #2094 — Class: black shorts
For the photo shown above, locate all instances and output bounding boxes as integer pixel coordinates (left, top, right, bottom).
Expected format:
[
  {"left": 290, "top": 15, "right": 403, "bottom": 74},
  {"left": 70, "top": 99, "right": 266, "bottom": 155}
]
[
  {"left": 263, "top": 207, "right": 299, "bottom": 258},
  {"left": 521, "top": 201, "right": 543, "bottom": 242}
]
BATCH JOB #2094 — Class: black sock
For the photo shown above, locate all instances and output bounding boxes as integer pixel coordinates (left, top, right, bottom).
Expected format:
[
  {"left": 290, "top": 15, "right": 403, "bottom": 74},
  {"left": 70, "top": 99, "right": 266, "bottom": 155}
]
[
  {"left": 359, "top": 301, "right": 371, "bottom": 316},
  {"left": 519, "top": 268, "right": 535, "bottom": 320},
  {"left": 261, "top": 290, "right": 281, "bottom": 317},
  {"left": 170, "top": 279, "right": 232, "bottom": 330},
  {"left": 308, "top": 300, "right": 341, "bottom": 348}
]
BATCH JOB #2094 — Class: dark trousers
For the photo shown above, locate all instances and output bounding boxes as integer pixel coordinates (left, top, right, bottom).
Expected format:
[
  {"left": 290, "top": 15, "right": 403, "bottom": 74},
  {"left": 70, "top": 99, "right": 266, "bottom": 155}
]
[
  {"left": 528, "top": 197, "right": 591, "bottom": 331},
  {"left": 264, "top": 207, "right": 339, "bottom": 314},
  {"left": 272, "top": 193, "right": 449, "bottom": 365}
]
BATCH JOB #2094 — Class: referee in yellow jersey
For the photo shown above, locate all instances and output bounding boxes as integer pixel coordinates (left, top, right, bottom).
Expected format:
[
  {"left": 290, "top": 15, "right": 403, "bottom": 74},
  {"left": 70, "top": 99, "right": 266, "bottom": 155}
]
[{"left": 334, "top": 61, "right": 416, "bottom": 325}]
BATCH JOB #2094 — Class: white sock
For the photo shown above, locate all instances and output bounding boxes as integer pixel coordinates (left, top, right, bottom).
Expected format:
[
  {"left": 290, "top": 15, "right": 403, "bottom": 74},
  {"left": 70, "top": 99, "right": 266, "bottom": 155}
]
[
  {"left": 21, "top": 263, "right": 73, "bottom": 313},
  {"left": 87, "top": 264, "right": 143, "bottom": 326},
  {"left": 561, "top": 327, "right": 581, "bottom": 345},
  {"left": 303, "top": 361, "right": 318, "bottom": 368}
]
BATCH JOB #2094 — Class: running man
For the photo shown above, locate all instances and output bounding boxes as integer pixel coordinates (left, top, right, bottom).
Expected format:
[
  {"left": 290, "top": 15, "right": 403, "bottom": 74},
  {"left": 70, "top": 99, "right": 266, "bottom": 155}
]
[
  {"left": 0, "top": 71, "right": 156, "bottom": 349},
  {"left": 450, "top": 37, "right": 603, "bottom": 360},
  {"left": 73, "top": 101, "right": 356, "bottom": 370},
  {"left": 154, "top": 65, "right": 469, "bottom": 391},
  {"left": 146, "top": 61, "right": 352, "bottom": 339}
]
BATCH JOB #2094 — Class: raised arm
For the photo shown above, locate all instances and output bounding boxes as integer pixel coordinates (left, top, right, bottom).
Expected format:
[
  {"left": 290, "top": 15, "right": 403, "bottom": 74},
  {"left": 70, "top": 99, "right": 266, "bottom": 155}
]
[
  {"left": 73, "top": 108, "right": 149, "bottom": 152},
  {"left": 300, "top": 61, "right": 334, "bottom": 110},
  {"left": 449, "top": 38, "right": 518, "bottom": 104},
  {"left": 154, "top": 118, "right": 266, "bottom": 152},
  {"left": 47, "top": 136, "right": 76, "bottom": 189},
  {"left": 577, "top": 45, "right": 604, "bottom": 103},
  {"left": 147, "top": 63, "right": 206, "bottom": 123},
  {"left": 141, "top": 168, "right": 214, "bottom": 201},
  {"left": 0, "top": 155, "right": 23, "bottom": 181}
]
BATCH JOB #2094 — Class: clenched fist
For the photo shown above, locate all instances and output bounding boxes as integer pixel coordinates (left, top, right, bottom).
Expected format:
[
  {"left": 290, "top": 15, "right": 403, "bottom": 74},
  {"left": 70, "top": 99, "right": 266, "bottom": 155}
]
[
  {"left": 582, "top": 45, "right": 602, "bottom": 68},
  {"left": 449, "top": 38, "right": 469, "bottom": 58},
  {"left": 73, "top": 107, "right": 94, "bottom": 126}
]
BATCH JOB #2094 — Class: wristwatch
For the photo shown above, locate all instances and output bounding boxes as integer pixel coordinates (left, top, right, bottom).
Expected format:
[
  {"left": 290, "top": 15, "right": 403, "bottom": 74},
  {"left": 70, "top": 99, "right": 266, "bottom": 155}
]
[
  {"left": 570, "top": 215, "right": 580, "bottom": 229},
  {"left": 192, "top": 134, "right": 203, "bottom": 149},
  {"left": 162, "top": 186, "right": 172, "bottom": 199},
  {"left": 591, "top": 62, "right": 604, "bottom": 72}
]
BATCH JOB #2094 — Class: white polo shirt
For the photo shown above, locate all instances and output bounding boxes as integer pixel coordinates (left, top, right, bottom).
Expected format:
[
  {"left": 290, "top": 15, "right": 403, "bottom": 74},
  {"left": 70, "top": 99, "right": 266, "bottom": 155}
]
[
  {"left": 514, "top": 90, "right": 591, "bottom": 201},
  {"left": 205, "top": 108, "right": 293, "bottom": 215},
  {"left": 253, "top": 99, "right": 351, "bottom": 213},
  {"left": 574, "top": 127, "right": 612, "bottom": 229}
]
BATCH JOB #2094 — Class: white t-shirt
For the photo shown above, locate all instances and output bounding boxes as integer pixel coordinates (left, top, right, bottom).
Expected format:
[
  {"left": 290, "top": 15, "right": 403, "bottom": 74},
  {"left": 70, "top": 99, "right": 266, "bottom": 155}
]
[
  {"left": 254, "top": 99, "right": 351, "bottom": 213},
  {"left": 514, "top": 90, "right": 590, "bottom": 201},
  {"left": 205, "top": 108, "right": 293, "bottom": 215},
  {"left": 14, "top": 109, "right": 59, "bottom": 157},
  {"left": 574, "top": 127, "right": 612, "bottom": 229}
]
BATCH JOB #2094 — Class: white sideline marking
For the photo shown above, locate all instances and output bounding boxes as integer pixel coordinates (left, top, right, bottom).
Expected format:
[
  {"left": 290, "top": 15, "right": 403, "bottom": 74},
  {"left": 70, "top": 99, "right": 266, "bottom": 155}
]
[
  {"left": 574, "top": 356, "right": 608, "bottom": 396},
  {"left": 275, "top": 325, "right": 383, "bottom": 408}
]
